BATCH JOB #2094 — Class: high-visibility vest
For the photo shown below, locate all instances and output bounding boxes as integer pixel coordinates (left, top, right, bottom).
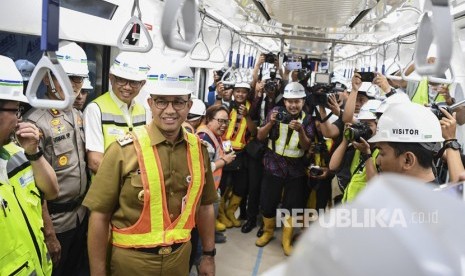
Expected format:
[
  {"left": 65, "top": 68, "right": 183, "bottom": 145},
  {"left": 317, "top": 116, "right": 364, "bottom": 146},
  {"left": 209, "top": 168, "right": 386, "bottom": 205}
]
[
  {"left": 411, "top": 78, "right": 446, "bottom": 105},
  {"left": 196, "top": 125, "right": 223, "bottom": 189},
  {"left": 111, "top": 127, "right": 205, "bottom": 247},
  {"left": 342, "top": 148, "right": 379, "bottom": 203},
  {"left": 223, "top": 101, "right": 251, "bottom": 150},
  {"left": 267, "top": 112, "right": 307, "bottom": 158},
  {"left": 93, "top": 92, "right": 146, "bottom": 150},
  {"left": 1, "top": 142, "right": 52, "bottom": 276}
]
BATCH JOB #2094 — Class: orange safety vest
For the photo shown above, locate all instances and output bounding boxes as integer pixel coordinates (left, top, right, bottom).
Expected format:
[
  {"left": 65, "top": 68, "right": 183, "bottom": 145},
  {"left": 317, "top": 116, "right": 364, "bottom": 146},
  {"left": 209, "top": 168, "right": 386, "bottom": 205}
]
[
  {"left": 223, "top": 101, "right": 250, "bottom": 150},
  {"left": 196, "top": 125, "right": 223, "bottom": 189},
  {"left": 111, "top": 126, "right": 205, "bottom": 248}
]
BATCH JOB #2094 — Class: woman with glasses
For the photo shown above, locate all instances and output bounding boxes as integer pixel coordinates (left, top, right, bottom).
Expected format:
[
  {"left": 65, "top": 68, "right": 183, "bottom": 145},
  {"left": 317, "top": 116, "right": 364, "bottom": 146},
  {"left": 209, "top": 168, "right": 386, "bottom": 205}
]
[{"left": 197, "top": 105, "right": 236, "bottom": 233}]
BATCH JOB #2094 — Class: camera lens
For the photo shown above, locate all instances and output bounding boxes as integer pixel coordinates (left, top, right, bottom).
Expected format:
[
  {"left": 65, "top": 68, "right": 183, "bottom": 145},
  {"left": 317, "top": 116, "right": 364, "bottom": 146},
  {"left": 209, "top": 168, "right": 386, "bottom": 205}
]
[{"left": 344, "top": 128, "right": 355, "bottom": 142}]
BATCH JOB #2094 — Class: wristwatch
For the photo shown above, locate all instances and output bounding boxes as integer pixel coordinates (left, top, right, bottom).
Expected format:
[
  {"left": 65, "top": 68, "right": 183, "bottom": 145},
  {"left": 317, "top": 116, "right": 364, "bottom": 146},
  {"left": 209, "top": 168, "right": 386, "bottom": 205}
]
[
  {"left": 385, "top": 88, "right": 396, "bottom": 98},
  {"left": 444, "top": 140, "right": 462, "bottom": 151},
  {"left": 202, "top": 248, "right": 216, "bottom": 257},
  {"left": 215, "top": 95, "right": 222, "bottom": 100},
  {"left": 24, "top": 147, "right": 43, "bottom": 161}
]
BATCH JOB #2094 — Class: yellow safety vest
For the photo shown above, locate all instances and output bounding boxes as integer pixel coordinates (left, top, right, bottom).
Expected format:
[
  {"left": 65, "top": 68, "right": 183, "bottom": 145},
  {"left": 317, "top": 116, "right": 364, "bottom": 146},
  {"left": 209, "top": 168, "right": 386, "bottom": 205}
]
[
  {"left": 342, "top": 148, "right": 379, "bottom": 203},
  {"left": 0, "top": 143, "right": 52, "bottom": 276},
  {"left": 267, "top": 112, "right": 307, "bottom": 158},
  {"left": 224, "top": 101, "right": 251, "bottom": 150},
  {"left": 411, "top": 78, "right": 446, "bottom": 105},
  {"left": 182, "top": 122, "right": 195, "bottom": 134},
  {"left": 196, "top": 125, "right": 224, "bottom": 189},
  {"left": 93, "top": 92, "right": 146, "bottom": 150},
  {"left": 111, "top": 127, "right": 205, "bottom": 247}
]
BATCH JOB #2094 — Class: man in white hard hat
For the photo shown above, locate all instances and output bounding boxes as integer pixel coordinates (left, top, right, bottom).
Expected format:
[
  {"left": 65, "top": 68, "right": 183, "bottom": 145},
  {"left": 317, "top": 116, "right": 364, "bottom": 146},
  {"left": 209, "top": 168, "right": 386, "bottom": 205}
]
[
  {"left": 256, "top": 82, "right": 313, "bottom": 256},
  {"left": 182, "top": 98, "right": 206, "bottom": 133},
  {"left": 0, "top": 55, "right": 58, "bottom": 276},
  {"left": 23, "top": 41, "right": 90, "bottom": 276},
  {"left": 83, "top": 51, "right": 150, "bottom": 174},
  {"left": 369, "top": 102, "right": 445, "bottom": 182},
  {"left": 73, "top": 78, "right": 92, "bottom": 111},
  {"left": 83, "top": 65, "right": 217, "bottom": 276}
]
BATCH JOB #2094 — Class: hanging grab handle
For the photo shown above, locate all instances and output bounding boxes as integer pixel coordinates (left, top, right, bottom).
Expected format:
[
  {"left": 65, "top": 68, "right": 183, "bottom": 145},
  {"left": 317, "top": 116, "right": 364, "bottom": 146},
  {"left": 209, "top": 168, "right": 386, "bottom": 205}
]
[
  {"left": 117, "top": 0, "right": 153, "bottom": 53},
  {"left": 26, "top": 0, "right": 74, "bottom": 110},
  {"left": 401, "top": 60, "right": 423, "bottom": 82},
  {"left": 190, "top": 15, "right": 210, "bottom": 61},
  {"left": 209, "top": 25, "right": 226, "bottom": 63},
  {"left": 414, "top": 0, "right": 453, "bottom": 76},
  {"left": 161, "top": 0, "right": 198, "bottom": 53},
  {"left": 427, "top": 66, "right": 455, "bottom": 84}
]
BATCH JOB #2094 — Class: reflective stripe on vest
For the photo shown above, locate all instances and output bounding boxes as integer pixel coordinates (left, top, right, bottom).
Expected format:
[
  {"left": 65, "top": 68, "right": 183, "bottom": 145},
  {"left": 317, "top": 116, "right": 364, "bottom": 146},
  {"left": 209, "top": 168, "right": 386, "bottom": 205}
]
[
  {"left": 93, "top": 93, "right": 146, "bottom": 150},
  {"left": 411, "top": 78, "right": 446, "bottom": 105},
  {"left": 267, "top": 112, "right": 306, "bottom": 158},
  {"left": 111, "top": 127, "right": 205, "bottom": 247},
  {"left": 224, "top": 101, "right": 250, "bottom": 150},
  {"left": 3, "top": 142, "right": 52, "bottom": 276},
  {"left": 196, "top": 125, "right": 223, "bottom": 189},
  {"left": 182, "top": 122, "right": 195, "bottom": 134},
  {"left": 342, "top": 149, "right": 379, "bottom": 203}
]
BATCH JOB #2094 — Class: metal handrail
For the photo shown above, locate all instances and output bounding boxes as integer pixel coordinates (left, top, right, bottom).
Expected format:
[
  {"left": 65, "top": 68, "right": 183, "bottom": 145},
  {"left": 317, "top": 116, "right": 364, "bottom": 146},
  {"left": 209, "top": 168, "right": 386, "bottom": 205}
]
[
  {"left": 414, "top": 0, "right": 453, "bottom": 76},
  {"left": 117, "top": 0, "right": 153, "bottom": 53},
  {"left": 190, "top": 14, "right": 210, "bottom": 61}
]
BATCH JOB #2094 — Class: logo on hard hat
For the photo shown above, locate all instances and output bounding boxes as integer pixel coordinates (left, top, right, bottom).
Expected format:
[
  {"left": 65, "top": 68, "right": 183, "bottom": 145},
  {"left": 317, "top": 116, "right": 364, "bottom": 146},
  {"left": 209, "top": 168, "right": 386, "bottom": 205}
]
[
  {"left": 392, "top": 129, "right": 419, "bottom": 135},
  {"left": 160, "top": 74, "right": 167, "bottom": 81}
]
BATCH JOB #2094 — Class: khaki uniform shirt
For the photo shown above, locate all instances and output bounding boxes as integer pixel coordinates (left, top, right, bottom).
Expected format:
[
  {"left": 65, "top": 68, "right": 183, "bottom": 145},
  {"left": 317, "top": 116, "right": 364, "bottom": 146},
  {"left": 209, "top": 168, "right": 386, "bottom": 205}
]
[
  {"left": 83, "top": 121, "right": 217, "bottom": 229},
  {"left": 24, "top": 108, "right": 88, "bottom": 233}
]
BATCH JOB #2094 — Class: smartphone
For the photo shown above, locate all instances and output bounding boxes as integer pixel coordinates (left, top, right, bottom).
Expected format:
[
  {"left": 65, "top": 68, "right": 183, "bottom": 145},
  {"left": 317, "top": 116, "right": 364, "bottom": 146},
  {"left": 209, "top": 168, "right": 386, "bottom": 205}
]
[
  {"left": 358, "top": 72, "right": 375, "bottom": 82},
  {"left": 286, "top": 62, "right": 302, "bottom": 71}
]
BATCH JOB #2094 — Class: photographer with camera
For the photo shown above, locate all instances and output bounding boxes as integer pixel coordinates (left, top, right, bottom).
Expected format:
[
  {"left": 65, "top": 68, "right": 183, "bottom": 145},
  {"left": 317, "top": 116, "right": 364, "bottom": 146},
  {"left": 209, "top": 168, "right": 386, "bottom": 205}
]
[
  {"left": 207, "top": 68, "right": 226, "bottom": 106},
  {"left": 255, "top": 82, "right": 314, "bottom": 256},
  {"left": 329, "top": 100, "right": 380, "bottom": 203},
  {"left": 213, "top": 81, "right": 234, "bottom": 108},
  {"left": 220, "top": 82, "right": 257, "bottom": 228},
  {"left": 342, "top": 72, "right": 378, "bottom": 124}
]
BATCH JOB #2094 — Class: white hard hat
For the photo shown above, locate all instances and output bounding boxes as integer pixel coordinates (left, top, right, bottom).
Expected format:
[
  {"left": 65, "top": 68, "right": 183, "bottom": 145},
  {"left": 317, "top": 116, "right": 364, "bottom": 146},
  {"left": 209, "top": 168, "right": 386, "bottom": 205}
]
[
  {"left": 357, "top": 99, "right": 381, "bottom": 120},
  {"left": 0, "top": 55, "right": 28, "bottom": 103},
  {"left": 234, "top": 82, "right": 251, "bottom": 90},
  {"left": 82, "top": 78, "right": 93, "bottom": 90},
  {"left": 376, "top": 92, "right": 410, "bottom": 114},
  {"left": 56, "top": 41, "right": 89, "bottom": 77},
  {"left": 369, "top": 102, "right": 443, "bottom": 143},
  {"left": 283, "top": 82, "right": 306, "bottom": 99},
  {"left": 358, "top": 82, "right": 378, "bottom": 98},
  {"left": 279, "top": 173, "right": 465, "bottom": 276},
  {"left": 14, "top": 59, "right": 35, "bottom": 81},
  {"left": 110, "top": 52, "right": 149, "bottom": 81},
  {"left": 146, "top": 65, "right": 195, "bottom": 96},
  {"left": 188, "top": 98, "right": 206, "bottom": 119}
]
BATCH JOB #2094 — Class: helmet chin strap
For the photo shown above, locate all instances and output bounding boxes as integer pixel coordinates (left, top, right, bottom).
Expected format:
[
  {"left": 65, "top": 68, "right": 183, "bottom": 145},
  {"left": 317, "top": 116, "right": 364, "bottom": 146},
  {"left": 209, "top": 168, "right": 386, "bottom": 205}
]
[{"left": 47, "top": 70, "right": 63, "bottom": 100}]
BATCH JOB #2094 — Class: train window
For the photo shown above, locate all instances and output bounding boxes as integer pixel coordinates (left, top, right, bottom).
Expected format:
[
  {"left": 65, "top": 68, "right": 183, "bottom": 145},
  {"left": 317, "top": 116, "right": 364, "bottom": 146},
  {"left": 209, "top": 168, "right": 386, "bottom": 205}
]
[{"left": 0, "top": 32, "right": 102, "bottom": 109}]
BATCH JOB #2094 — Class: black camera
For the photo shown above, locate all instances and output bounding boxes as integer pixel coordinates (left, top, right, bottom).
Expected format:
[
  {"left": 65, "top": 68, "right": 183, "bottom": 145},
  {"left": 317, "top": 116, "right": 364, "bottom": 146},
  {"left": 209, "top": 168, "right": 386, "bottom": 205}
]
[
  {"left": 313, "top": 141, "right": 328, "bottom": 153},
  {"left": 309, "top": 165, "right": 324, "bottom": 177},
  {"left": 430, "top": 102, "right": 452, "bottom": 120},
  {"left": 229, "top": 101, "right": 242, "bottom": 110},
  {"left": 264, "top": 79, "right": 277, "bottom": 93},
  {"left": 358, "top": 72, "right": 375, "bottom": 83},
  {"left": 223, "top": 83, "right": 234, "bottom": 90},
  {"left": 343, "top": 121, "right": 373, "bottom": 143},
  {"left": 275, "top": 109, "right": 292, "bottom": 124},
  {"left": 308, "top": 84, "right": 339, "bottom": 107},
  {"left": 265, "top": 53, "right": 276, "bottom": 64}
]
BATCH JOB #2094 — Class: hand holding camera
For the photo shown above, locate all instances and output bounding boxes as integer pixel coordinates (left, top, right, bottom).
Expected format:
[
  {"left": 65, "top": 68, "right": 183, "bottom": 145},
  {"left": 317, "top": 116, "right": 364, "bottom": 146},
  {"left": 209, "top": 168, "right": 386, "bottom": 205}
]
[
  {"left": 373, "top": 72, "right": 391, "bottom": 93},
  {"left": 352, "top": 137, "right": 371, "bottom": 156},
  {"left": 238, "top": 104, "right": 248, "bottom": 117},
  {"left": 308, "top": 165, "right": 329, "bottom": 179},
  {"left": 352, "top": 72, "right": 363, "bottom": 92},
  {"left": 439, "top": 107, "right": 457, "bottom": 140},
  {"left": 327, "top": 93, "right": 341, "bottom": 117},
  {"left": 288, "top": 120, "right": 302, "bottom": 131},
  {"left": 222, "top": 151, "right": 236, "bottom": 165}
]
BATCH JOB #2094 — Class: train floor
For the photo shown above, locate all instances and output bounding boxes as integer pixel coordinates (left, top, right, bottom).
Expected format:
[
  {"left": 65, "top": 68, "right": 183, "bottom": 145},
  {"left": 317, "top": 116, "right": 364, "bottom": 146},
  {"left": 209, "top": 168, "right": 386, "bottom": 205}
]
[{"left": 190, "top": 225, "right": 289, "bottom": 276}]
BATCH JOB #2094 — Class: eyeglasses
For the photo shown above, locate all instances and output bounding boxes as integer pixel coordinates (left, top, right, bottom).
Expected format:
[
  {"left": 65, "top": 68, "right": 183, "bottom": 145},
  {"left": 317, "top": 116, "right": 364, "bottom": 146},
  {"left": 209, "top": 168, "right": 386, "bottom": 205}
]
[
  {"left": 153, "top": 99, "right": 188, "bottom": 111},
  {"left": 213, "top": 118, "right": 230, "bottom": 125},
  {"left": 68, "top": 75, "right": 84, "bottom": 84},
  {"left": 0, "top": 106, "right": 24, "bottom": 119},
  {"left": 114, "top": 76, "right": 143, "bottom": 88}
]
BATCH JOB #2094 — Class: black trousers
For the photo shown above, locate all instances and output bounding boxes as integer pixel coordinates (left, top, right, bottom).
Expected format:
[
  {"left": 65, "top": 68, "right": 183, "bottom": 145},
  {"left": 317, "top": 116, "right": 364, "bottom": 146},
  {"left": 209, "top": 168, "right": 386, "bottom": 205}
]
[
  {"left": 53, "top": 213, "right": 89, "bottom": 276},
  {"left": 245, "top": 155, "right": 263, "bottom": 220},
  {"left": 260, "top": 172, "right": 309, "bottom": 218},
  {"left": 219, "top": 151, "right": 249, "bottom": 197}
]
